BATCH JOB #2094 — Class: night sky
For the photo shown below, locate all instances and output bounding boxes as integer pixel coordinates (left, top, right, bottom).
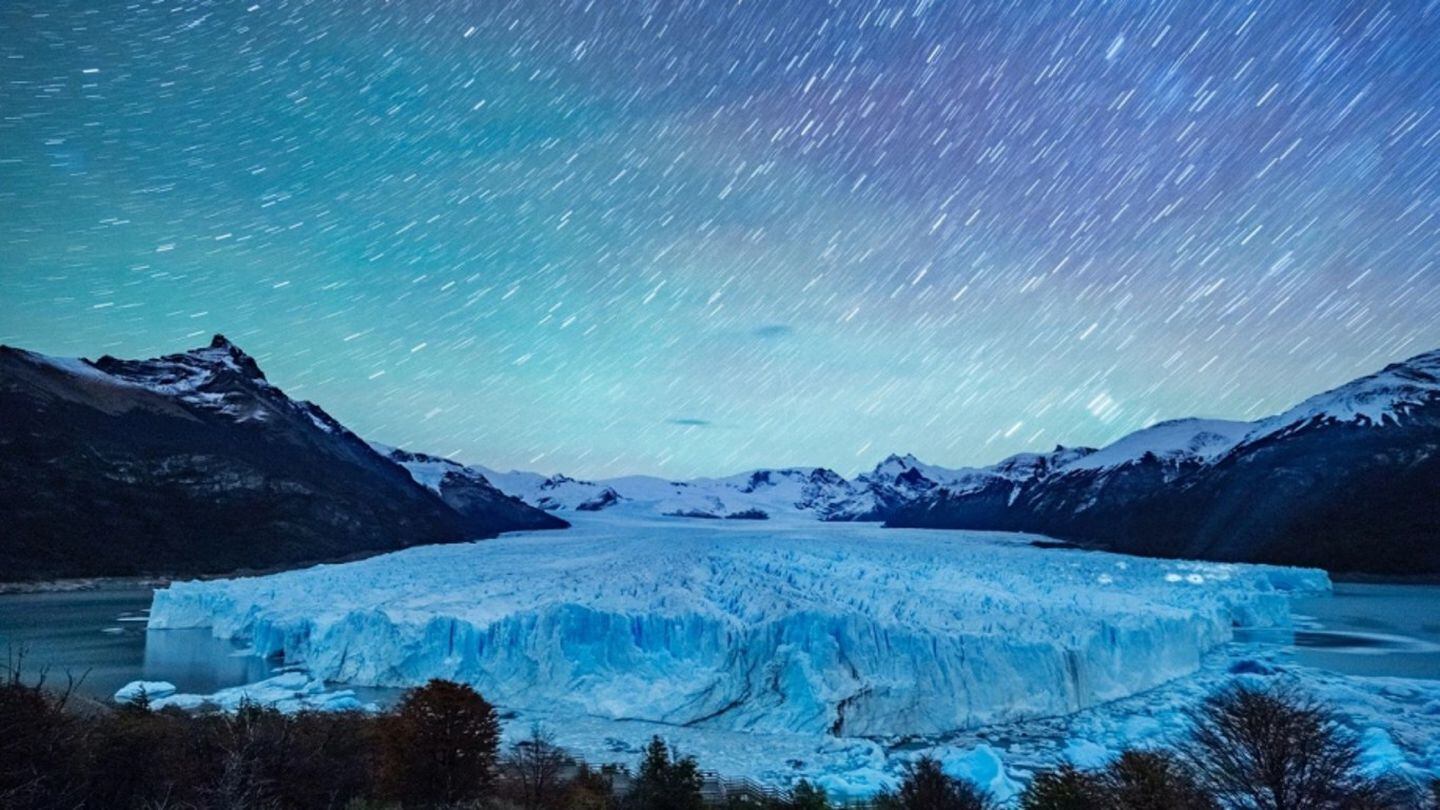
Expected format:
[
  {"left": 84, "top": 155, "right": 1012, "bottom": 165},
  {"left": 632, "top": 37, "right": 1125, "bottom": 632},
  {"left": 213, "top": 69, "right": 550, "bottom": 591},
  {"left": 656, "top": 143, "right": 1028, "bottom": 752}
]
[{"left": 3, "top": 1, "right": 1438, "bottom": 478}]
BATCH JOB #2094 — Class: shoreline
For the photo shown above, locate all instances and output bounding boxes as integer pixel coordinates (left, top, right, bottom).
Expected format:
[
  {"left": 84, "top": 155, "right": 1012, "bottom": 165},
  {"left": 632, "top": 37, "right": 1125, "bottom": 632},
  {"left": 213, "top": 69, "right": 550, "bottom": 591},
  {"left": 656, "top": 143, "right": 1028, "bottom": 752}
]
[
  {"left": 5, "top": 557, "right": 1438, "bottom": 595},
  {"left": 1330, "top": 572, "right": 1440, "bottom": 586},
  {"left": 0, "top": 545, "right": 440, "bottom": 596},
  {"left": 0, "top": 576, "right": 171, "bottom": 596}
]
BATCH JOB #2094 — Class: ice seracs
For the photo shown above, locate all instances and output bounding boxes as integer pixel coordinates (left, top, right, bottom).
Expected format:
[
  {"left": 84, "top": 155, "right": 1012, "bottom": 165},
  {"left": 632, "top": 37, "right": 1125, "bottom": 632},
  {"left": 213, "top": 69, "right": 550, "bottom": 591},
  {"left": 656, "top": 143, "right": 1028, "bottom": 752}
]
[{"left": 149, "top": 515, "right": 1329, "bottom": 739}]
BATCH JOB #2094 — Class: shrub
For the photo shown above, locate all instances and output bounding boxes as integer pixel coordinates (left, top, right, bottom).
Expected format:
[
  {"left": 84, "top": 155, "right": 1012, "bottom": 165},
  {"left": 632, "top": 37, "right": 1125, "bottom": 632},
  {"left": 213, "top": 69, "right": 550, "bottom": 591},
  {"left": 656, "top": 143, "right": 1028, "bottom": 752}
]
[
  {"left": 1098, "top": 750, "right": 1214, "bottom": 810},
  {"left": 268, "top": 708, "right": 378, "bottom": 808},
  {"left": 1019, "top": 763, "right": 1106, "bottom": 809},
  {"left": 1184, "top": 683, "right": 1415, "bottom": 810},
  {"left": 875, "top": 755, "right": 995, "bottom": 810},
  {"left": 87, "top": 701, "right": 216, "bottom": 807},
  {"left": 564, "top": 762, "right": 618, "bottom": 810},
  {"left": 0, "top": 665, "right": 88, "bottom": 810}
]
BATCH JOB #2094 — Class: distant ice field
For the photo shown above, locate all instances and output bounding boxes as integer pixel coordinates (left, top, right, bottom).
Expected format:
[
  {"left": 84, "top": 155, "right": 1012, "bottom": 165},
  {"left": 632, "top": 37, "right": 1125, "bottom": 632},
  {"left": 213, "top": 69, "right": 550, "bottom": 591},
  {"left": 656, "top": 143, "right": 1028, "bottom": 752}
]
[{"left": 150, "top": 515, "right": 1327, "bottom": 739}]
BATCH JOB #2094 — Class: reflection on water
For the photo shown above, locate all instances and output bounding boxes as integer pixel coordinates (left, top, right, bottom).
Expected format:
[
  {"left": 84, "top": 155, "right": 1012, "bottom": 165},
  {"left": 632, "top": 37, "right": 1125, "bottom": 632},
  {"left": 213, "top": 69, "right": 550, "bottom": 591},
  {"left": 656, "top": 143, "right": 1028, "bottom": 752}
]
[
  {"left": 0, "top": 587, "right": 277, "bottom": 701},
  {"left": 1287, "top": 582, "right": 1440, "bottom": 679},
  {"left": 142, "top": 627, "right": 274, "bottom": 694},
  {"left": 1292, "top": 629, "right": 1440, "bottom": 654}
]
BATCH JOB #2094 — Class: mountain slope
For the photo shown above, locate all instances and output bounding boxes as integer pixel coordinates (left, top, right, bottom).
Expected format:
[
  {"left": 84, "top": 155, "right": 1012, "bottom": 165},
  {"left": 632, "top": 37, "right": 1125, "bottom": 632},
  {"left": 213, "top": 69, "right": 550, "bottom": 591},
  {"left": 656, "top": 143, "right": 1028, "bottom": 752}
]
[
  {"left": 0, "top": 336, "right": 561, "bottom": 579},
  {"left": 888, "top": 350, "right": 1440, "bottom": 574},
  {"left": 372, "top": 444, "right": 568, "bottom": 532}
]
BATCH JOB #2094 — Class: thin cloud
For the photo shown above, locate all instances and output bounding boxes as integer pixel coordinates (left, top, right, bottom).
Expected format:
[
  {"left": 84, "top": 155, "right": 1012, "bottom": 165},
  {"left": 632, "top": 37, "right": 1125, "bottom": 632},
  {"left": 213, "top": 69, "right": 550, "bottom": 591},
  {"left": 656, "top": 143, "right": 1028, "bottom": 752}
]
[{"left": 752, "top": 324, "right": 794, "bottom": 339}]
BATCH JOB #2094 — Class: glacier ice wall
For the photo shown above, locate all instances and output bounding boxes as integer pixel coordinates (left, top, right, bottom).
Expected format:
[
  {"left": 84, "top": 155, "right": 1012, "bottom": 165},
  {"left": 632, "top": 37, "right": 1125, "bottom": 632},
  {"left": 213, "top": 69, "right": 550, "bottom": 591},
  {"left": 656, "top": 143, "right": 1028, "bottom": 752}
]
[{"left": 149, "top": 516, "right": 1328, "bottom": 737}]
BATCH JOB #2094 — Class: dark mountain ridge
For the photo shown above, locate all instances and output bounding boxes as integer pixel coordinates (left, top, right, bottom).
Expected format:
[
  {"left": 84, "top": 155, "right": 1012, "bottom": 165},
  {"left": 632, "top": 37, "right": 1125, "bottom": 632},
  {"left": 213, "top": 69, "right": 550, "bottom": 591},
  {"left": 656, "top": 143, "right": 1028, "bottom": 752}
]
[
  {"left": 0, "top": 336, "right": 563, "bottom": 580},
  {"left": 888, "top": 349, "right": 1440, "bottom": 574}
]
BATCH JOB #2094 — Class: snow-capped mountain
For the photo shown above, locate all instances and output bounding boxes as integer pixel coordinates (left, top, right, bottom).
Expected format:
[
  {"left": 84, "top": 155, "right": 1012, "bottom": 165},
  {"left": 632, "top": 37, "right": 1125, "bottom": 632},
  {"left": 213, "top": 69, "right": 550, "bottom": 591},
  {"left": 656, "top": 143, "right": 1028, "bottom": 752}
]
[
  {"left": 370, "top": 444, "right": 567, "bottom": 533},
  {"left": 468, "top": 464, "right": 878, "bottom": 521},
  {"left": 367, "top": 345, "right": 1437, "bottom": 573},
  {"left": 463, "top": 444, "right": 1115, "bottom": 524},
  {"left": 8, "top": 333, "right": 1434, "bottom": 577},
  {"left": 1239, "top": 348, "right": 1440, "bottom": 446},
  {"left": 0, "top": 335, "right": 562, "bottom": 579},
  {"left": 890, "top": 348, "right": 1440, "bottom": 574},
  {"left": 1057, "top": 418, "right": 1251, "bottom": 475},
  {"left": 465, "top": 447, "right": 1107, "bottom": 524},
  {"left": 853, "top": 453, "right": 988, "bottom": 515}
]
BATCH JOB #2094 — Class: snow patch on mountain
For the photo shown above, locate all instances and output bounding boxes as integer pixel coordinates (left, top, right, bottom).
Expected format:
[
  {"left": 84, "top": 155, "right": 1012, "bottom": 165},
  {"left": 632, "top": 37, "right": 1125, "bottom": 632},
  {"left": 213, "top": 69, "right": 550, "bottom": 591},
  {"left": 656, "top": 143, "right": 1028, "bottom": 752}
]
[
  {"left": 1242, "top": 348, "right": 1440, "bottom": 445},
  {"left": 474, "top": 466, "right": 876, "bottom": 520},
  {"left": 149, "top": 515, "right": 1328, "bottom": 738},
  {"left": 1060, "top": 418, "right": 1252, "bottom": 473},
  {"left": 370, "top": 442, "right": 475, "bottom": 493}
]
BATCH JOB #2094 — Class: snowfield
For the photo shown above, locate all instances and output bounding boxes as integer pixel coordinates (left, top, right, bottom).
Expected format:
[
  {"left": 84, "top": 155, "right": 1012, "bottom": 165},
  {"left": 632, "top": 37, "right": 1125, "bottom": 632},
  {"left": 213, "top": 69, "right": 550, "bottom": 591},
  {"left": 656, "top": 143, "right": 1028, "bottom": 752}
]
[{"left": 150, "top": 515, "right": 1327, "bottom": 739}]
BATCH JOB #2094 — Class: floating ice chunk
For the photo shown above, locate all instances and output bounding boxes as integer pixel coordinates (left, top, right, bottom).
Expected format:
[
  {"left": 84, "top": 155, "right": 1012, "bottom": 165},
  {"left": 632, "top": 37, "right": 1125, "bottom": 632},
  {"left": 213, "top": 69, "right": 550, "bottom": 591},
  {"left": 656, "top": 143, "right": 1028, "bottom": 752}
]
[
  {"left": 1357, "top": 728, "right": 1408, "bottom": 778},
  {"left": 114, "top": 680, "right": 177, "bottom": 703},
  {"left": 813, "top": 768, "right": 894, "bottom": 799},
  {"left": 936, "top": 744, "right": 1022, "bottom": 802},
  {"left": 1121, "top": 715, "right": 1163, "bottom": 738},
  {"left": 129, "top": 672, "right": 370, "bottom": 713},
  {"left": 1061, "top": 738, "right": 1111, "bottom": 769}
]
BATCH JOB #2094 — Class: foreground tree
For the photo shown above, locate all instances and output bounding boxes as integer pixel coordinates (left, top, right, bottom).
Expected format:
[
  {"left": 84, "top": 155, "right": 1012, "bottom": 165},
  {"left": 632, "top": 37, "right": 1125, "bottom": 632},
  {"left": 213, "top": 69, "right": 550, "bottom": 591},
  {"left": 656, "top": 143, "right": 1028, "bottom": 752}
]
[
  {"left": 875, "top": 755, "right": 995, "bottom": 810},
  {"left": 379, "top": 678, "right": 501, "bottom": 806},
  {"left": 1184, "top": 683, "right": 1414, "bottom": 810},
  {"left": 564, "top": 762, "right": 618, "bottom": 810},
  {"left": 503, "top": 723, "right": 569, "bottom": 810},
  {"left": 628, "top": 736, "right": 705, "bottom": 810},
  {"left": 1097, "top": 750, "right": 1215, "bottom": 810},
  {"left": 789, "top": 778, "right": 832, "bottom": 810}
]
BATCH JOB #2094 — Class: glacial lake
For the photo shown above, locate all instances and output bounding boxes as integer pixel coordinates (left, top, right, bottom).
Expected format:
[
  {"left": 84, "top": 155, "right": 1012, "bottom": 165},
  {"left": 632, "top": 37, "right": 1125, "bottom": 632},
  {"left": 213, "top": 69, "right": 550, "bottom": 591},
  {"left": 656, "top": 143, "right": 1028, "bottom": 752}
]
[{"left": 0, "top": 581, "right": 1435, "bottom": 705}]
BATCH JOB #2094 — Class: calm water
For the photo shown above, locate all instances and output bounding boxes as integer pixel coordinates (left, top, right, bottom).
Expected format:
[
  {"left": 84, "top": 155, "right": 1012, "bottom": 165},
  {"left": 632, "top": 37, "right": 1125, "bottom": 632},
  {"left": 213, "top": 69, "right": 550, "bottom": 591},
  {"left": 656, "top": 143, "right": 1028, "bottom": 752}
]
[
  {"left": 0, "top": 588, "right": 272, "bottom": 701},
  {"left": 1287, "top": 582, "right": 1440, "bottom": 679},
  {"left": 0, "top": 581, "right": 1435, "bottom": 704}
]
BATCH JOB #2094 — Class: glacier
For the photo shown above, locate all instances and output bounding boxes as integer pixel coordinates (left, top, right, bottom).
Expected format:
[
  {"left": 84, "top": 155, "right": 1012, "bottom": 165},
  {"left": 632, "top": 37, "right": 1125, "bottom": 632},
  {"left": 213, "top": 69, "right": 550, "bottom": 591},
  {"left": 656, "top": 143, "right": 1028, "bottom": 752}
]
[{"left": 149, "top": 515, "right": 1328, "bottom": 739}]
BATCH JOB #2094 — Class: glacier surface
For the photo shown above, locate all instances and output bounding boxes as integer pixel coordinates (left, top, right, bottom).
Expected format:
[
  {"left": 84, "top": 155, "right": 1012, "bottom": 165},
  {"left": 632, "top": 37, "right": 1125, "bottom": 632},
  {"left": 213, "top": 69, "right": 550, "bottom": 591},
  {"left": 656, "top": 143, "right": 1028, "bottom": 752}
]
[{"left": 149, "top": 515, "right": 1327, "bottom": 739}]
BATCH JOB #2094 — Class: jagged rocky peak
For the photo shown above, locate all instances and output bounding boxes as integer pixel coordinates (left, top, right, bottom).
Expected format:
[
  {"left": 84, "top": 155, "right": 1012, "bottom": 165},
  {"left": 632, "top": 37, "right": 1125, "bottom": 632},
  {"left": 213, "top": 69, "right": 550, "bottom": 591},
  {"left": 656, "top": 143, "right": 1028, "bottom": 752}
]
[
  {"left": 202, "top": 333, "right": 266, "bottom": 377},
  {"left": 807, "top": 467, "right": 847, "bottom": 486},
  {"left": 873, "top": 452, "right": 922, "bottom": 473},
  {"left": 741, "top": 470, "right": 775, "bottom": 492},
  {"left": 375, "top": 441, "right": 570, "bottom": 532},
  {"left": 576, "top": 487, "right": 623, "bottom": 511},
  {"left": 91, "top": 333, "right": 268, "bottom": 390},
  {"left": 988, "top": 445, "right": 1096, "bottom": 479}
]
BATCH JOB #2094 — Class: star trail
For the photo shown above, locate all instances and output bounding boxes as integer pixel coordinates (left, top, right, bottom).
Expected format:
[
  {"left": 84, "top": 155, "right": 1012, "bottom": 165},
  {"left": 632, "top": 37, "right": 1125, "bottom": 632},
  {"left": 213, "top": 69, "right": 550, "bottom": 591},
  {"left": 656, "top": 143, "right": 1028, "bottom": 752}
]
[{"left": 2, "top": 1, "right": 1438, "bottom": 478}]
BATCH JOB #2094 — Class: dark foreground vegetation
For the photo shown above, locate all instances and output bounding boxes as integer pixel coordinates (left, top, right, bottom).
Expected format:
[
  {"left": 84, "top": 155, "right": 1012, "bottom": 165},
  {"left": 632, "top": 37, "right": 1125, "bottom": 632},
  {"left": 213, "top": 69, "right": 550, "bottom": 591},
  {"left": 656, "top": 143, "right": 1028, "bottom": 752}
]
[{"left": 1, "top": 665, "right": 1434, "bottom": 809}]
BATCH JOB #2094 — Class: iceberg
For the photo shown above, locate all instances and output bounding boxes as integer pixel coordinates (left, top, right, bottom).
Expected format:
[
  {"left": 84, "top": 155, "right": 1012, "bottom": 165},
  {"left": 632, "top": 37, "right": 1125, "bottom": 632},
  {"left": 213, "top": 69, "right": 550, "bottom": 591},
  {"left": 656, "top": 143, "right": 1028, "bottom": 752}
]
[
  {"left": 149, "top": 515, "right": 1327, "bottom": 740},
  {"left": 114, "top": 671, "right": 369, "bottom": 713},
  {"left": 113, "top": 680, "right": 178, "bottom": 703}
]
